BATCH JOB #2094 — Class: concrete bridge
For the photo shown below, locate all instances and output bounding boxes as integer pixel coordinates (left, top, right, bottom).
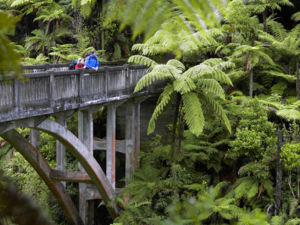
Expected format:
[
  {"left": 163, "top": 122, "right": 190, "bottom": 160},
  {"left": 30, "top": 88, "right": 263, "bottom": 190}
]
[{"left": 0, "top": 63, "right": 159, "bottom": 225}]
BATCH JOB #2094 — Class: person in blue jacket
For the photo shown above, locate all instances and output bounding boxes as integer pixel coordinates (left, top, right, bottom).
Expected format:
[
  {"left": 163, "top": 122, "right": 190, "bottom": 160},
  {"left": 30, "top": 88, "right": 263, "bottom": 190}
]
[{"left": 85, "top": 50, "right": 99, "bottom": 71}]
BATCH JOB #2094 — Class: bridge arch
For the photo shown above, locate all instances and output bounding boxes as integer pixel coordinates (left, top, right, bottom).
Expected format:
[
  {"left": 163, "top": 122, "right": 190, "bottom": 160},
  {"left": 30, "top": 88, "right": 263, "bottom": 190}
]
[
  {"left": 0, "top": 117, "right": 119, "bottom": 220},
  {"left": 1, "top": 129, "right": 83, "bottom": 225}
]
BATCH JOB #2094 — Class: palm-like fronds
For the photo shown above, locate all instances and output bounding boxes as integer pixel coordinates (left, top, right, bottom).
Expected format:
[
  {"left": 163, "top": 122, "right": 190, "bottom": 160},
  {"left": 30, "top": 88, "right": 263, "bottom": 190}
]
[
  {"left": 105, "top": 0, "right": 226, "bottom": 44},
  {"left": 182, "top": 93, "right": 204, "bottom": 136},
  {"left": 128, "top": 55, "right": 157, "bottom": 70},
  {"left": 134, "top": 57, "right": 233, "bottom": 136}
]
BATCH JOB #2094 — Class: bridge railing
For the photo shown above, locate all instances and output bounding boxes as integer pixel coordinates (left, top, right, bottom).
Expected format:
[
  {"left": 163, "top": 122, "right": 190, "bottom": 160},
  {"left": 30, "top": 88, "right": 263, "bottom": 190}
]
[
  {"left": 22, "top": 61, "right": 126, "bottom": 73},
  {"left": 0, "top": 65, "right": 147, "bottom": 123}
]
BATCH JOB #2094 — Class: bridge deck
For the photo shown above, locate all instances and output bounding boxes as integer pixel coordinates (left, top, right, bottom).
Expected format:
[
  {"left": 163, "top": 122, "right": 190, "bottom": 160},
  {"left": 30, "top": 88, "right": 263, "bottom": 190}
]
[{"left": 0, "top": 65, "right": 148, "bottom": 123}]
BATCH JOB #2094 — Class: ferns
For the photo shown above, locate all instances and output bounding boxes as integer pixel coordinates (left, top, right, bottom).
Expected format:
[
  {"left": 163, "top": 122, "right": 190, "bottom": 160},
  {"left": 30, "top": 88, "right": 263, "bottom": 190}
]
[
  {"left": 128, "top": 55, "right": 157, "bottom": 69},
  {"left": 198, "top": 79, "right": 225, "bottom": 99},
  {"left": 182, "top": 93, "right": 205, "bottom": 136},
  {"left": 133, "top": 56, "right": 233, "bottom": 136},
  {"left": 106, "top": 0, "right": 225, "bottom": 42}
]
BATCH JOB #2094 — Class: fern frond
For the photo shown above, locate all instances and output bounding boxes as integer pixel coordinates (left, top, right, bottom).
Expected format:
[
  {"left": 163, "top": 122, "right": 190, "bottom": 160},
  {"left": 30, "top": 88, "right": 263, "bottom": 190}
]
[
  {"left": 276, "top": 109, "right": 300, "bottom": 121},
  {"left": 259, "top": 99, "right": 282, "bottom": 110},
  {"left": 291, "top": 12, "right": 300, "bottom": 22},
  {"left": 128, "top": 55, "right": 157, "bottom": 68},
  {"left": 197, "top": 79, "right": 225, "bottom": 99},
  {"left": 185, "top": 64, "right": 232, "bottom": 86},
  {"left": 147, "top": 84, "right": 174, "bottom": 134},
  {"left": 266, "top": 71, "right": 296, "bottom": 82},
  {"left": 234, "top": 177, "right": 258, "bottom": 200},
  {"left": 134, "top": 69, "right": 173, "bottom": 92},
  {"left": 201, "top": 94, "right": 231, "bottom": 133},
  {"left": 173, "top": 77, "right": 196, "bottom": 94},
  {"left": 271, "top": 82, "right": 287, "bottom": 97},
  {"left": 266, "top": 18, "right": 287, "bottom": 41},
  {"left": 182, "top": 92, "right": 205, "bottom": 136},
  {"left": 166, "top": 59, "right": 185, "bottom": 72}
]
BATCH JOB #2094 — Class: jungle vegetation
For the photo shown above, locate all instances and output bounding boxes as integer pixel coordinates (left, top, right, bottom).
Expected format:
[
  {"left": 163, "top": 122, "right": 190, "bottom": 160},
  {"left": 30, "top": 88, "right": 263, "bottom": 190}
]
[{"left": 1, "top": 0, "right": 300, "bottom": 225}]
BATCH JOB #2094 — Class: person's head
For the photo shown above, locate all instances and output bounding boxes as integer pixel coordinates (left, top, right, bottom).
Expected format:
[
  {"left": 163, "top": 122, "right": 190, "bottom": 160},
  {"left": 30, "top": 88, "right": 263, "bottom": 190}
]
[
  {"left": 77, "top": 58, "right": 84, "bottom": 65},
  {"left": 91, "top": 50, "right": 97, "bottom": 56}
]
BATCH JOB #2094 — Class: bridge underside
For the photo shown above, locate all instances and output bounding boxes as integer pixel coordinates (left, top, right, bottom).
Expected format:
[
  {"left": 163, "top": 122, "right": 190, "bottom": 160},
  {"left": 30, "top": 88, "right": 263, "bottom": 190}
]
[{"left": 0, "top": 99, "right": 143, "bottom": 224}]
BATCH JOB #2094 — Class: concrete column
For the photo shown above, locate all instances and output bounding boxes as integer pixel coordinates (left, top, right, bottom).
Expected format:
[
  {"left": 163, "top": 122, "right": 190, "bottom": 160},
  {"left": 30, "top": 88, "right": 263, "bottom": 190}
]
[
  {"left": 55, "top": 114, "right": 66, "bottom": 180},
  {"left": 134, "top": 103, "right": 141, "bottom": 168},
  {"left": 125, "top": 101, "right": 135, "bottom": 184},
  {"left": 30, "top": 129, "right": 40, "bottom": 149},
  {"left": 106, "top": 104, "right": 116, "bottom": 189},
  {"left": 78, "top": 110, "right": 94, "bottom": 225},
  {"left": 125, "top": 102, "right": 141, "bottom": 184}
]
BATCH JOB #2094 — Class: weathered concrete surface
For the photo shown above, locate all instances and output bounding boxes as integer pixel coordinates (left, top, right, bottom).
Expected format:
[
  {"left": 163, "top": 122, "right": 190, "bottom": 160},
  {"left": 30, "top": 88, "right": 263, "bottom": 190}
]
[
  {"left": 0, "top": 66, "right": 147, "bottom": 123},
  {"left": 94, "top": 138, "right": 125, "bottom": 153},
  {"left": 55, "top": 113, "right": 67, "bottom": 187},
  {"left": 50, "top": 170, "right": 92, "bottom": 183},
  {"left": 78, "top": 110, "right": 94, "bottom": 225},
  {"left": 1, "top": 129, "right": 83, "bottom": 225},
  {"left": 32, "top": 118, "right": 119, "bottom": 218},
  {"left": 106, "top": 104, "right": 116, "bottom": 189}
]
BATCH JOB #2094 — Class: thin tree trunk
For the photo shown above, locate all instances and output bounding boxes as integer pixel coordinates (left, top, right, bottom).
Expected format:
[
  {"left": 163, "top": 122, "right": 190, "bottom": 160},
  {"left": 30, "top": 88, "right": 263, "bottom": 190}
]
[
  {"left": 275, "top": 128, "right": 283, "bottom": 215},
  {"left": 175, "top": 107, "right": 184, "bottom": 159},
  {"left": 170, "top": 94, "right": 181, "bottom": 161},
  {"left": 263, "top": 10, "right": 267, "bottom": 31},
  {"left": 296, "top": 62, "right": 300, "bottom": 100},
  {"left": 249, "top": 69, "right": 253, "bottom": 98}
]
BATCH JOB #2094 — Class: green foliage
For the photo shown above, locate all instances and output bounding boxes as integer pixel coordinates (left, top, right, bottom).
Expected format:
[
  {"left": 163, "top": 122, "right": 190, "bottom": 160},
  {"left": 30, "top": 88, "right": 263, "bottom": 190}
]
[
  {"left": 281, "top": 143, "right": 300, "bottom": 170},
  {"left": 0, "top": 11, "right": 21, "bottom": 80},
  {"left": 131, "top": 56, "right": 233, "bottom": 136},
  {"left": 229, "top": 99, "right": 276, "bottom": 159}
]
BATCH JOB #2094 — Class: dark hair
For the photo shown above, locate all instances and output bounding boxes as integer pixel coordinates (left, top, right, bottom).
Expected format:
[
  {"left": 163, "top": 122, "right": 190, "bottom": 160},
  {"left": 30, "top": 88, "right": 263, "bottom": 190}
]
[{"left": 91, "top": 50, "right": 96, "bottom": 54}]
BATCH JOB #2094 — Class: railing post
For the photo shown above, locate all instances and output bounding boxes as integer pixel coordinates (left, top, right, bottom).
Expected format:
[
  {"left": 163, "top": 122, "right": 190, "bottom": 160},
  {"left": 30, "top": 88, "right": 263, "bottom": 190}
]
[
  {"left": 78, "top": 70, "right": 83, "bottom": 103},
  {"left": 49, "top": 71, "right": 55, "bottom": 108},
  {"left": 104, "top": 67, "right": 108, "bottom": 100},
  {"left": 14, "top": 78, "right": 20, "bottom": 114}
]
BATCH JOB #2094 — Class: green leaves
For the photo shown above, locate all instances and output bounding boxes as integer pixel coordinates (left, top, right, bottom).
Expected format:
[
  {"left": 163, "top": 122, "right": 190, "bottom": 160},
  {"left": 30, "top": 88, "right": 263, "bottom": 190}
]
[
  {"left": 0, "top": 11, "right": 21, "bottom": 80},
  {"left": 133, "top": 56, "right": 233, "bottom": 136},
  {"left": 106, "top": 0, "right": 225, "bottom": 42},
  {"left": 281, "top": 143, "right": 300, "bottom": 170},
  {"left": 128, "top": 55, "right": 157, "bottom": 70},
  {"left": 182, "top": 93, "right": 204, "bottom": 136}
]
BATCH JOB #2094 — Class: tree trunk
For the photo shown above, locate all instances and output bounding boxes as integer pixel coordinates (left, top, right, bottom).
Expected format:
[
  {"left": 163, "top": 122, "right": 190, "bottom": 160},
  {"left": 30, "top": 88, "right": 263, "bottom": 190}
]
[
  {"left": 249, "top": 69, "right": 253, "bottom": 98},
  {"left": 175, "top": 106, "right": 184, "bottom": 159},
  {"left": 263, "top": 10, "right": 267, "bottom": 31},
  {"left": 275, "top": 128, "right": 283, "bottom": 215},
  {"left": 170, "top": 94, "right": 181, "bottom": 161},
  {"left": 296, "top": 62, "right": 300, "bottom": 100}
]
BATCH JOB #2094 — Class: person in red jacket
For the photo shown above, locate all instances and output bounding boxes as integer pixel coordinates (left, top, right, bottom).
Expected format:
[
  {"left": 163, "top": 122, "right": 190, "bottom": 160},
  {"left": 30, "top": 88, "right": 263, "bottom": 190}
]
[{"left": 75, "top": 58, "right": 85, "bottom": 69}]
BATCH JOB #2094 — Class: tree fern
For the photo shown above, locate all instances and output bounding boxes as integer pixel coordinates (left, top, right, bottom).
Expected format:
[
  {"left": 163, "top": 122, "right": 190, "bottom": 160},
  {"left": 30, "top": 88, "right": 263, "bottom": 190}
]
[{"left": 182, "top": 93, "right": 205, "bottom": 136}]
